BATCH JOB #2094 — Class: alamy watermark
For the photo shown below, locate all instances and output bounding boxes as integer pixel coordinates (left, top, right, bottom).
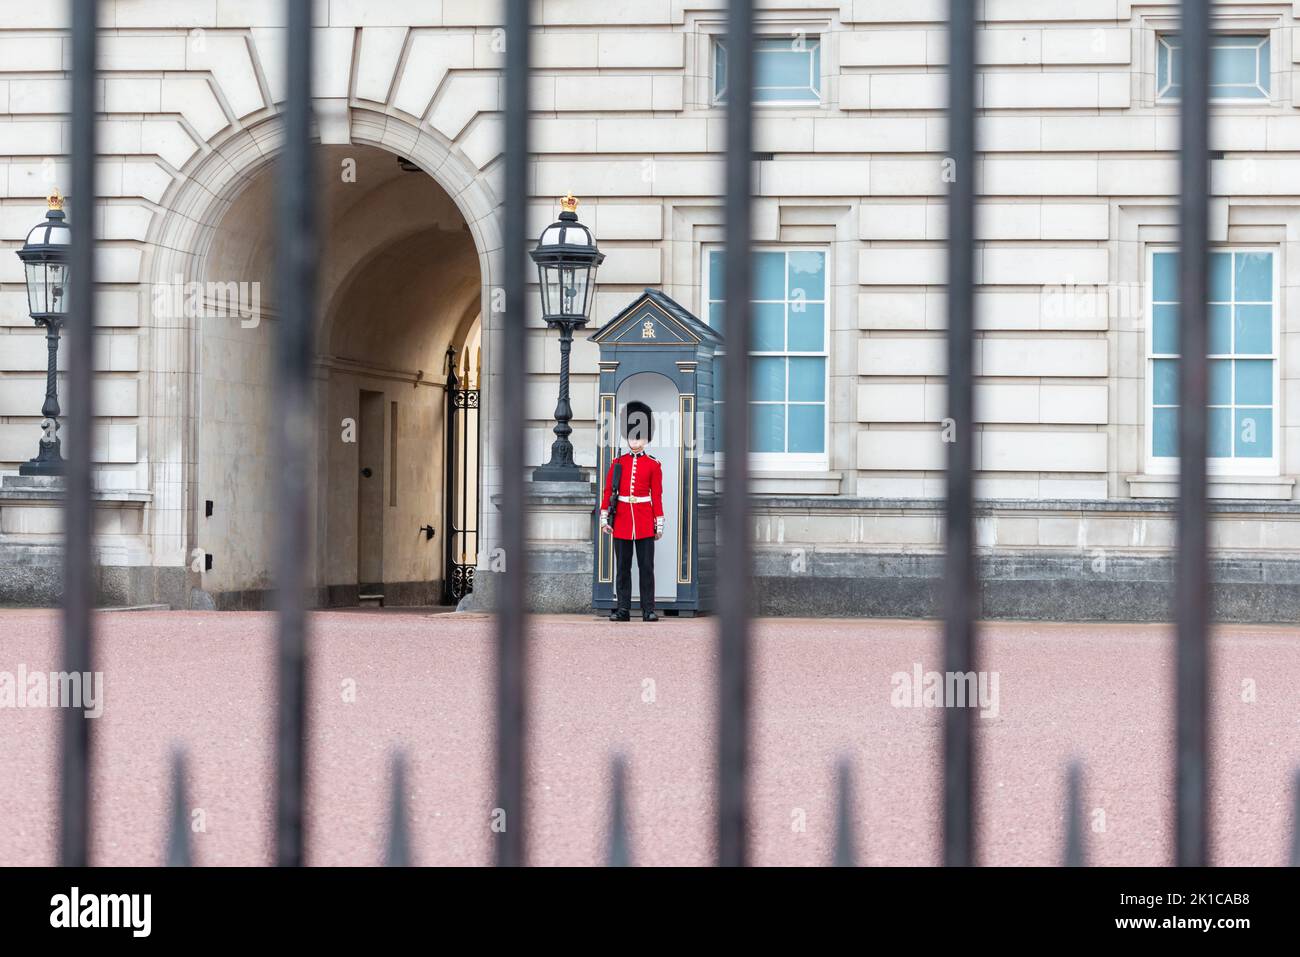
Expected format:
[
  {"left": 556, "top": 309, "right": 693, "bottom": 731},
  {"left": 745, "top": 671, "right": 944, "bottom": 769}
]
[
  {"left": 890, "top": 663, "right": 999, "bottom": 719},
  {"left": 0, "top": 665, "right": 104, "bottom": 718},
  {"left": 151, "top": 274, "right": 262, "bottom": 328}
]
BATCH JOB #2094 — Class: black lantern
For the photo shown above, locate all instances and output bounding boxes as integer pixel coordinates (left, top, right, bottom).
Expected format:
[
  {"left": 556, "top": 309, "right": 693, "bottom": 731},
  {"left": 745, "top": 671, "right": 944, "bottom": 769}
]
[
  {"left": 530, "top": 193, "right": 605, "bottom": 482},
  {"left": 15, "top": 189, "right": 72, "bottom": 476}
]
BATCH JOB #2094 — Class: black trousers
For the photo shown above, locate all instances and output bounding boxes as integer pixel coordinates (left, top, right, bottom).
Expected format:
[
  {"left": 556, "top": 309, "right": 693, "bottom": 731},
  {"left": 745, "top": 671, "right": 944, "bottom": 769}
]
[{"left": 614, "top": 536, "right": 655, "bottom": 613}]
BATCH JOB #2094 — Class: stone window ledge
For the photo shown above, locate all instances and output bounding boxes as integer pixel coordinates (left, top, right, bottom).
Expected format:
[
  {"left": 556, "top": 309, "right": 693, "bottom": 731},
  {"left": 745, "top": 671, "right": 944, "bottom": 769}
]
[
  {"left": 1126, "top": 473, "right": 1296, "bottom": 501},
  {"left": 750, "top": 470, "right": 843, "bottom": 496}
]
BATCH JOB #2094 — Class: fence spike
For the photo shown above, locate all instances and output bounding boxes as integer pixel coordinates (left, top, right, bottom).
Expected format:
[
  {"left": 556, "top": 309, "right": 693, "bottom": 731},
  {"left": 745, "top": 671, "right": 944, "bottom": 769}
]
[
  {"left": 1063, "top": 762, "right": 1085, "bottom": 867},
  {"left": 1290, "top": 768, "right": 1300, "bottom": 867},
  {"left": 607, "top": 754, "right": 631, "bottom": 867},
  {"left": 165, "top": 748, "right": 191, "bottom": 867},
  {"left": 833, "top": 757, "right": 856, "bottom": 867},
  {"left": 385, "top": 752, "right": 412, "bottom": 867}
]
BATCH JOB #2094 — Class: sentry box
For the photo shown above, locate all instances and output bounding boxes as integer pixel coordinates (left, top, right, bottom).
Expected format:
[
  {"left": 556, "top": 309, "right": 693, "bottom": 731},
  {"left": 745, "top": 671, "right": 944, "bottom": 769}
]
[{"left": 588, "top": 290, "right": 721, "bottom": 617}]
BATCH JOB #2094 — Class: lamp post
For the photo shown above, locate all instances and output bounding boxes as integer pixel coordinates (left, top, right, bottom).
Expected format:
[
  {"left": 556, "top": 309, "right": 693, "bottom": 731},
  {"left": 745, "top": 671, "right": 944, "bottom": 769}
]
[
  {"left": 16, "top": 189, "right": 72, "bottom": 477},
  {"left": 530, "top": 193, "right": 604, "bottom": 482}
]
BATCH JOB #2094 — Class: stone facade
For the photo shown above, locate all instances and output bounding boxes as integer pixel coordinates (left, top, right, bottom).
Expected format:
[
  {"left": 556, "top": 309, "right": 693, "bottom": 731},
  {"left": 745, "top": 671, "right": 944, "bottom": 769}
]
[{"left": 3, "top": 0, "right": 1300, "bottom": 619}]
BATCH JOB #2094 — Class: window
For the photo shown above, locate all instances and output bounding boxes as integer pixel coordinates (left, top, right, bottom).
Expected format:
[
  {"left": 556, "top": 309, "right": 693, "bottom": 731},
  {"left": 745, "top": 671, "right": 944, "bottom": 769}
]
[
  {"left": 703, "top": 248, "right": 828, "bottom": 464},
  {"left": 714, "top": 35, "right": 821, "bottom": 105},
  {"left": 1148, "top": 249, "right": 1278, "bottom": 474},
  {"left": 1157, "top": 34, "right": 1271, "bottom": 101}
]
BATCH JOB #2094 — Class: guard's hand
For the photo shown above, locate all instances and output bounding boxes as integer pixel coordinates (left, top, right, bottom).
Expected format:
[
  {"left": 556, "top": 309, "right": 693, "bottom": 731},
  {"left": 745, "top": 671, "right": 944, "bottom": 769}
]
[
  {"left": 601, "top": 524, "right": 613, "bottom": 535},
  {"left": 654, "top": 527, "right": 664, "bottom": 541}
]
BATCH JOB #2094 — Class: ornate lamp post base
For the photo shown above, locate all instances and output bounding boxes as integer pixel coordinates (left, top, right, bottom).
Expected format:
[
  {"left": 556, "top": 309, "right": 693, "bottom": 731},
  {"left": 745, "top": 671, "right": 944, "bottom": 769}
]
[
  {"left": 532, "top": 461, "right": 585, "bottom": 482},
  {"left": 19, "top": 429, "right": 65, "bottom": 477}
]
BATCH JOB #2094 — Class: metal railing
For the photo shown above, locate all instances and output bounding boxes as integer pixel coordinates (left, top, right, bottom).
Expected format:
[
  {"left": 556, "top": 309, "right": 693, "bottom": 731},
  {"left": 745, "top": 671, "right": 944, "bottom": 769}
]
[{"left": 47, "top": 0, "right": 1295, "bottom": 867}]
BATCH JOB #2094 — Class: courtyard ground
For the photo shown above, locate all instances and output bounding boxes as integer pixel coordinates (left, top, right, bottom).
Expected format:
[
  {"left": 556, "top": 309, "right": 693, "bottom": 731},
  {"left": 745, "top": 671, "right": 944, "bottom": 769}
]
[{"left": 0, "top": 608, "right": 1295, "bottom": 866}]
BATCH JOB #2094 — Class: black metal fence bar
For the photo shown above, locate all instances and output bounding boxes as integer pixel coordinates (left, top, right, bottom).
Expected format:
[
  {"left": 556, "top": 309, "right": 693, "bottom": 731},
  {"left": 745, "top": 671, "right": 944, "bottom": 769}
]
[
  {"left": 1175, "top": 0, "right": 1212, "bottom": 868},
  {"left": 496, "top": 0, "right": 531, "bottom": 868},
  {"left": 273, "top": 0, "right": 317, "bottom": 867},
  {"left": 60, "top": 0, "right": 98, "bottom": 869},
  {"left": 717, "top": 0, "right": 754, "bottom": 868},
  {"left": 1064, "top": 763, "right": 1085, "bottom": 867},
  {"left": 942, "top": 0, "right": 977, "bottom": 868}
]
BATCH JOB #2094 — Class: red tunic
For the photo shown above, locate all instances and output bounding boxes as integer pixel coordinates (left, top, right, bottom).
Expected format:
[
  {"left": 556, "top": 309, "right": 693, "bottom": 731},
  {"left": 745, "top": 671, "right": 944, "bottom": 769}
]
[{"left": 600, "top": 451, "right": 664, "bottom": 540}]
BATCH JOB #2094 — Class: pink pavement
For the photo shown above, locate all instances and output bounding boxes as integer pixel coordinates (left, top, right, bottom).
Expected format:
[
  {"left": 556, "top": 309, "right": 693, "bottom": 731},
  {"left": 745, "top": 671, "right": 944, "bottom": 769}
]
[{"left": 0, "top": 608, "right": 1295, "bottom": 866}]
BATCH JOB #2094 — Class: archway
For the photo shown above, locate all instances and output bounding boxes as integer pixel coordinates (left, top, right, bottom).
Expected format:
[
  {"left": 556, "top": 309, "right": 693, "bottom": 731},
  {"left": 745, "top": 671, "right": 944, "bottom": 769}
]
[{"left": 189, "top": 142, "right": 485, "bottom": 606}]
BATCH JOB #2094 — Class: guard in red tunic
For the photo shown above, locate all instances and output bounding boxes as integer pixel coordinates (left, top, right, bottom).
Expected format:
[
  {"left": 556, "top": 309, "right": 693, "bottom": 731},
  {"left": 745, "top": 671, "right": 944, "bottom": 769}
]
[{"left": 599, "top": 401, "right": 664, "bottom": 621}]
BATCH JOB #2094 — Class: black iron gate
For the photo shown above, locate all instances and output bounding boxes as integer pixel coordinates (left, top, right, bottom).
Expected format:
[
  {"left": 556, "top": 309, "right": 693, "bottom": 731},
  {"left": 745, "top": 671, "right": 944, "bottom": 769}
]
[
  {"left": 443, "top": 346, "right": 480, "bottom": 604},
  {"left": 44, "top": 0, "right": 1300, "bottom": 868}
]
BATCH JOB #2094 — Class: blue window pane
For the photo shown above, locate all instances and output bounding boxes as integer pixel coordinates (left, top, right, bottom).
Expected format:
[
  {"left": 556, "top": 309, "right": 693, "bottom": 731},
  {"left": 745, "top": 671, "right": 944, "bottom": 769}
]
[
  {"left": 1234, "top": 359, "right": 1272, "bottom": 405},
  {"left": 754, "top": 251, "right": 786, "bottom": 300},
  {"left": 1236, "top": 409, "right": 1272, "bottom": 457},
  {"left": 788, "top": 250, "right": 825, "bottom": 301},
  {"left": 751, "top": 356, "right": 785, "bottom": 401},
  {"left": 1209, "top": 252, "right": 1231, "bottom": 301},
  {"left": 1234, "top": 304, "right": 1272, "bottom": 354},
  {"left": 752, "top": 302, "right": 785, "bottom": 351},
  {"left": 788, "top": 404, "right": 825, "bottom": 453},
  {"left": 1208, "top": 304, "right": 1231, "bottom": 354},
  {"left": 756, "top": 85, "right": 819, "bottom": 103},
  {"left": 714, "top": 41, "right": 727, "bottom": 101},
  {"left": 750, "top": 404, "right": 785, "bottom": 453},
  {"left": 752, "top": 38, "right": 819, "bottom": 102},
  {"left": 1217, "top": 83, "right": 1268, "bottom": 100},
  {"left": 789, "top": 357, "right": 825, "bottom": 402},
  {"left": 1209, "top": 359, "right": 1231, "bottom": 405},
  {"left": 708, "top": 302, "right": 724, "bottom": 332},
  {"left": 1153, "top": 252, "right": 1178, "bottom": 302},
  {"left": 1214, "top": 44, "right": 1258, "bottom": 85},
  {"left": 758, "top": 48, "right": 811, "bottom": 88},
  {"left": 1158, "top": 38, "right": 1179, "bottom": 97},
  {"left": 1210, "top": 37, "right": 1270, "bottom": 97},
  {"left": 708, "top": 251, "right": 725, "bottom": 301},
  {"left": 1209, "top": 408, "right": 1233, "bottom": 457},
  {"left": 1153, "top": 358, "right": 1179, "bottom": 405},
  {"left": 1153, "top": 407, "right": 1178, "bottom": 457},
  {"left": 1158, "top": 36, "right": 1268, "bottom": 100},
  {"left": 788, "top": 302, "right": 824, "bottom": 352},
  {"left": 722, "top": 38, "right": 820, "bottom": 103},
  {"left": 1153, "top": 303, "right": 1179, "bottom": 353},
  {"left": 1235, "top": 251, "right": 1272, "bottom": 301}
]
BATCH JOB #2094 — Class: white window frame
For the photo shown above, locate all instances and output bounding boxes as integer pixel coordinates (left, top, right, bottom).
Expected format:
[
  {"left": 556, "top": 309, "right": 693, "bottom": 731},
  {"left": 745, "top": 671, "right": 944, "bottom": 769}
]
[
  {"left": 711, "top": 33, "right": 823, "bottom": 108},
  {"left": 1156, "top": 32, "right": 1273, "bottom": 103},
  {"left": 702, "top": 245, "right": 831, "bottom": 472},
  {"left": 1145, "top": 245, "right": 1281, "bottom": 477}
]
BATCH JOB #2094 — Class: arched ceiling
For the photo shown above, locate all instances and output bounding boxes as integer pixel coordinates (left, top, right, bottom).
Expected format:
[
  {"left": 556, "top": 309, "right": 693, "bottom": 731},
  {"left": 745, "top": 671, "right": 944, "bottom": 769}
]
[{"left": 202, "top": 143, "right": 480, "bottom": 374}]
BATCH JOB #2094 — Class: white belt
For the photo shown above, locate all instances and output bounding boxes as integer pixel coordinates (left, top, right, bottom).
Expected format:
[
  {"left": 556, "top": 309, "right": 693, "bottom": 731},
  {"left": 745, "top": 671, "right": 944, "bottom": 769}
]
[{"left": 617, "top": 495, "right": 651, "bottom": 503}]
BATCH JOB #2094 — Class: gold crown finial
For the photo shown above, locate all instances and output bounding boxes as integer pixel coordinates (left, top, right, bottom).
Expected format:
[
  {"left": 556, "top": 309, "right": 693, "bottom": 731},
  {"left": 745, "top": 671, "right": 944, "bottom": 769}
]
[
  {"left": 47, "top": 188, "right": 64, "bottom": 211},
  {"left": 560, "top": 192, "right": 579, "bottom": 214}
]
